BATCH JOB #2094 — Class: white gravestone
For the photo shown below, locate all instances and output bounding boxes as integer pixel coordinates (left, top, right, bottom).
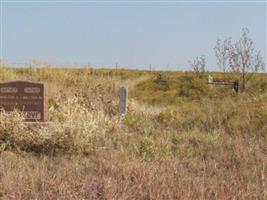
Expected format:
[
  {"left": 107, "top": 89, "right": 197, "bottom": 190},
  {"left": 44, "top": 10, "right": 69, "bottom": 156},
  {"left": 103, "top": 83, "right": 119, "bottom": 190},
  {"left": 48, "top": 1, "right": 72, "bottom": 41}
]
[
  {"left": 208, "top": 75, "right": 213, "bottom": 84},
  {"left": 119, "top": 86, "right": 128, "bottom": 116}
]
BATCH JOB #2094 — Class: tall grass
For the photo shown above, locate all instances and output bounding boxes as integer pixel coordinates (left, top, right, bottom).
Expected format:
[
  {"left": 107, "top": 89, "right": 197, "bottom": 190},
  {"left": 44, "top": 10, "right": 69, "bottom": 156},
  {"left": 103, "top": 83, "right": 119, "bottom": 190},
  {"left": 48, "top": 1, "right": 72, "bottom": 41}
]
[{"left": 0, "top": 66, "right": 266, "bottom": 199}]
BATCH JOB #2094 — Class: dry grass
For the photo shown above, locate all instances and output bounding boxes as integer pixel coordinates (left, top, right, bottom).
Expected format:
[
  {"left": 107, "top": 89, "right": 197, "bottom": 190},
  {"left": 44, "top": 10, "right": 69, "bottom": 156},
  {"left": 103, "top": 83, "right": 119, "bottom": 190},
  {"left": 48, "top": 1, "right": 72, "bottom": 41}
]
[
  {"left": 0, "top": 66, "right": 266, "bottom": 199},
  {"left": 0, "top": 150, "right": 266, "bottom": 200}
]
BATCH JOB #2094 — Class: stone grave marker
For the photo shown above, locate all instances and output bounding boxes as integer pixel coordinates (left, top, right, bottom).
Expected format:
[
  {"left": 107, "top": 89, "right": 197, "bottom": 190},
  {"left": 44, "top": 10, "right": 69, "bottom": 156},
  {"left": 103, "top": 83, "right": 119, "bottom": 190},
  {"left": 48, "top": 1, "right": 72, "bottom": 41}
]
[
  {"left": 0, "top": 81, "right": 48, "bottom": 122},
  {"left": 119, "top": 86, "right": 128, "bottom": 116},
  {"left": 208, "top": 75, "right": 213, "bottom": 84}
]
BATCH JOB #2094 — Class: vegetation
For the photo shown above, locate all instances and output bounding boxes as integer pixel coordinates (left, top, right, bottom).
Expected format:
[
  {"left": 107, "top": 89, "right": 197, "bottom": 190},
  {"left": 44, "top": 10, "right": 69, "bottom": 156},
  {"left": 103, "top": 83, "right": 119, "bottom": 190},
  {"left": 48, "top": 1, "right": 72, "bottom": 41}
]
[
  {"left": 189, "top": 55, "right": 206, "bottom": 77},
  {"left": 214, "top": 28, "right": 265, "bottom": 91},
  {"left": 0, "top": 66, "right": 266, "bottom": 199}
]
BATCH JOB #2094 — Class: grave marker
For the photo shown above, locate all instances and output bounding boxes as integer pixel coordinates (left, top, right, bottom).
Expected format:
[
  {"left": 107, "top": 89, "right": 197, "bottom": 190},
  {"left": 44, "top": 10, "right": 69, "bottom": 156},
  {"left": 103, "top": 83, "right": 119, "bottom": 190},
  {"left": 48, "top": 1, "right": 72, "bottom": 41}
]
[
  {"left": 207, "top": 76, "right": 239, "bottom": 93},
  {"left": 208, "top": 75, "right": 213, "bottom": 84},
  {"left": 119, "top": 86, "right": 128, "bottom": 116},
  {"left": 0, "top": 81, "right": 48, "bottom": 122}
]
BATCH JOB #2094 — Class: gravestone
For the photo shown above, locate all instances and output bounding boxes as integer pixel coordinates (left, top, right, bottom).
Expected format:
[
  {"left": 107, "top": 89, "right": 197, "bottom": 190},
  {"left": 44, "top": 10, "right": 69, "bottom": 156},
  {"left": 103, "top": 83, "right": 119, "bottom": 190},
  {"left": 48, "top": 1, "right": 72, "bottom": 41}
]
[
  {"left": 119, "top": 86, "right": 128, "bottom": 116},
  {"left": 208, "top": 75, "right": 213, "bottom": 84},
  {"left": 0, "top": 81, "right": 48, "bottom": 122}
]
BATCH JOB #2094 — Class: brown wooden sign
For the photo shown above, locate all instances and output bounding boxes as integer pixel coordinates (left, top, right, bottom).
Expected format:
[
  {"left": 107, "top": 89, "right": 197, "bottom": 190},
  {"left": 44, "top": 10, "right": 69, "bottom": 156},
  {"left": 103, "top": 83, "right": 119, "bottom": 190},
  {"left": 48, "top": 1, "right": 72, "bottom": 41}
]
[{"left": 0, "top": 81, "right": 48, "bottom": 122}]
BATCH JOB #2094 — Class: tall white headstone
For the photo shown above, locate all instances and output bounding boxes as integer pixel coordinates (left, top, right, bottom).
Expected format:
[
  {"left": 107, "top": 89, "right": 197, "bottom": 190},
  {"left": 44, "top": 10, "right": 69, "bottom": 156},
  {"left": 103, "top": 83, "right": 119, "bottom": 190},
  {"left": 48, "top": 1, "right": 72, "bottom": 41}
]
[
  {"left": 119, "top": 86, "right": 128, "bottom": 116},
  {"left": 208, "top": 75, "right": 213, "bottom": 84}
]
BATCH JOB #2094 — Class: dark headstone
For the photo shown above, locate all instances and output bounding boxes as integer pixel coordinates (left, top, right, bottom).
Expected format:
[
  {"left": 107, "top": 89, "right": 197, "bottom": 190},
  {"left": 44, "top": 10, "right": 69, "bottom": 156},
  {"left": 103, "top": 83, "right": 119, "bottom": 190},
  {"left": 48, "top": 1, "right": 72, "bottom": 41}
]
[{"left": 0, "top": 81, "right": 48, "bottom": 122}]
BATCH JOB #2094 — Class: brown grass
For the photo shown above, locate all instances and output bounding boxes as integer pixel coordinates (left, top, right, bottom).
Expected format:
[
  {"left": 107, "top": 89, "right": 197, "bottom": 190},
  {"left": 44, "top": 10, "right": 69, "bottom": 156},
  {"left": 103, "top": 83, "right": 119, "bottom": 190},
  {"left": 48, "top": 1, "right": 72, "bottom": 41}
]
[
  {"left": 0, "top": 150, "right": 266, "bottom": 200},
  {"left": 0, "top": 66, "right": 266, "bottom": 199}
]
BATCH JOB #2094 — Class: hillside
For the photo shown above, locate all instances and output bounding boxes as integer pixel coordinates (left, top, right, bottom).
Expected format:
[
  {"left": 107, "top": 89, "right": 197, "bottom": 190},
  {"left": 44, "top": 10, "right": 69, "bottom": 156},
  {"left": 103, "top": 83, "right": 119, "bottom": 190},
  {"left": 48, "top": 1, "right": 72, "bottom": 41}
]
[{"left": 0, "top": 67, "right": 266, "bottom": 199}]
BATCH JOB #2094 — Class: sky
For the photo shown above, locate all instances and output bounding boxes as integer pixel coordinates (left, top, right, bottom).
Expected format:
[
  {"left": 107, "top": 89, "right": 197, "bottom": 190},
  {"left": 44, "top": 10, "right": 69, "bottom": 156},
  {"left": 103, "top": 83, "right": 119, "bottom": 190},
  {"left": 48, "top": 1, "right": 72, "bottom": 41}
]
[{"left": 0, "top": 0, "right": 266, "bottom": 71}]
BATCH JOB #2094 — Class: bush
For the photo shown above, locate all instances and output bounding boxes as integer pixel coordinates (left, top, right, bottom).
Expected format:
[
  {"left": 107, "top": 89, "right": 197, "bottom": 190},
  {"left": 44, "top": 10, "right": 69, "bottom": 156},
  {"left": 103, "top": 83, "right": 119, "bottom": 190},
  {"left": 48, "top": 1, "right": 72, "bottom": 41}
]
[{"left": 0, "top": 97, "right": 120, "bottom": 155}]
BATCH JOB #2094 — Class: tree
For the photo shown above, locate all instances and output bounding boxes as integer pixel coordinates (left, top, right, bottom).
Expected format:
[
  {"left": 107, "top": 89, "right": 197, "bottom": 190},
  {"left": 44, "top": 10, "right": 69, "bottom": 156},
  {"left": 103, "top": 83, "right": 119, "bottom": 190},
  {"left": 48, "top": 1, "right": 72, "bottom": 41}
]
[
  {"left": 189, "top": 55, "right": 206, "bottom": 77},
  {"left": 214, "top": 28, "right": 265, "bottom": 92},
  {"left": 214, "top": 37, "right": 231, "bottom": 73}
]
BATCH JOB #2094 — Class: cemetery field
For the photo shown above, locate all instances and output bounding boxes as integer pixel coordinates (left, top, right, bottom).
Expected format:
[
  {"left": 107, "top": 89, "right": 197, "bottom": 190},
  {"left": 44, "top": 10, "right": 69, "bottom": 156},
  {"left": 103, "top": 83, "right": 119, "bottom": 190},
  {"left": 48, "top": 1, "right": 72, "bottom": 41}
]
[{"left": 0, "top": 67, "right": 267, "bottom": 199}]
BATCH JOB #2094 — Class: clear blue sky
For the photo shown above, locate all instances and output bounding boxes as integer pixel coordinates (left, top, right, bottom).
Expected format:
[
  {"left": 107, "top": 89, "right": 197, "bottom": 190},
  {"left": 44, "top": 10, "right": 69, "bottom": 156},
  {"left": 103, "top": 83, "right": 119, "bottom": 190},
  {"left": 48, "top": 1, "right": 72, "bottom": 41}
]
[{"left": 1, "top": 1, "right": 266, "bottom": 71}]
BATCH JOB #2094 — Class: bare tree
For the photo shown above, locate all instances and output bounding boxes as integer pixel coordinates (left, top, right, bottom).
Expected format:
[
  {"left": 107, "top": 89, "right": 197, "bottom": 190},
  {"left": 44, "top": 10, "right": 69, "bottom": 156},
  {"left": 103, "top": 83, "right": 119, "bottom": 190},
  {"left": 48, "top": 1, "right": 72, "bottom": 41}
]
[
  {"left": 214, "top": 37, "right": 231, "bottom": 73},
  {"left": 214, "top": 28, "right": 265, "bottom": 92},
  {"left": 189, "top": 55, "right": 206, "bottom": 77}
]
